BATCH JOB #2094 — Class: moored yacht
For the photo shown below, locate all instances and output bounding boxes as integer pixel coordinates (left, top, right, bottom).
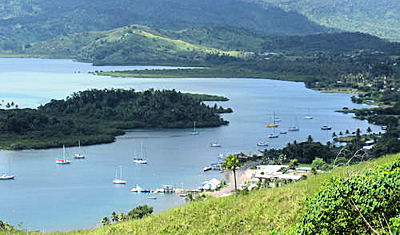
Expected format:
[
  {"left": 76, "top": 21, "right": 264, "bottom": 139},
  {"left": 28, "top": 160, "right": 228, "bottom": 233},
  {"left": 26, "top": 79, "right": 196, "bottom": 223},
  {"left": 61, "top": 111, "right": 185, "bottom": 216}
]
[
  {"left": 268, "top": 133, "right": 279, "bottom": 139},
  {"left": 56, "top": 145, "right": 71, "bottom": 165},
  {"left": 132, "top": 158, "right": 148, "bottom": 164},
  {"left": 0, "top": 174, "right": 14, "bottom": 180},
  {"left": 73, "top": 141, "right": 85, "bottom": 159},
  {"left": 113, "top": 166, "right": 127, "bottom": 184},
  {"left": 210, "top": 142, "right": 222, "bottom": 147},
  {"left": 321, "top": 125, "right": 332, "bottom": 130},
  {"left": 256, "top": 141, "right": 268, "bottom": 147},
  {"left": 191, "top": 121, "right": 199, "bottom": 135}
]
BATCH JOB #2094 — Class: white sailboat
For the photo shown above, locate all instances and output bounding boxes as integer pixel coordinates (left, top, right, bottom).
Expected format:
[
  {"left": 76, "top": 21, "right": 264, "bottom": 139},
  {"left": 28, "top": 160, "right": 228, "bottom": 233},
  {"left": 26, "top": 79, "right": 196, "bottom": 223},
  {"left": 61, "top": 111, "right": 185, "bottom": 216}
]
[
  {"left": 288, "top": 117, "right": 300, "bottom": 131},
  {"left": 191, "top": 121, "right": 199, "bottom": 135},
  {"left": 73, "top": 140, "right": 85, "bottom": 159},
  {"left": 113, "top": 166, "right": 127, "bottom": 184},
  {"left": 132, "top": 143, "right": 148, "bottom": 164},
  {"left": 304, "top": 108, "right": 313, "bottom": 119},
  {"left": 56, "top": 145, "right": 71, "bottom": 165},
  {"left": 0, "top": 159, "right": 14, "bottom": 180}
]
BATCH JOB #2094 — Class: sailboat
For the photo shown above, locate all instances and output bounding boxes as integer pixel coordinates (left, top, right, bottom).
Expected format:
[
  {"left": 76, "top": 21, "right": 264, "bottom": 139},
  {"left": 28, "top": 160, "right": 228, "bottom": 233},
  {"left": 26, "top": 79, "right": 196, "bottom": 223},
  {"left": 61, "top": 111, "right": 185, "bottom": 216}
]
[
  {"left": 191, "top": 121, "right": 199, "bottom": 135},
  {"left": 113, "top": 166, "right": 127, "bottom": 184},
  {"left": 304, "top": 108, "right": 313, "bottom": 119},
  {"left": 268, "top": 125, "right": 279, "bottom": 138},
  {"left": 288, "top": 117, "right": 300, "bottom": 131},
  {"left": 266, "top": 112, "right": 279, "bottom": 128},
  {"left": 73, "top": 140, "right": 85, "bottom": 159},
  {"left": 132, "top": 143, "right": 148, "bottom": 164},
  {"left": 0, "top": 159, "right": 15, "bottom": 180},
  {"left": 56, "top": 145, "right": 71, "bottom": 165}
]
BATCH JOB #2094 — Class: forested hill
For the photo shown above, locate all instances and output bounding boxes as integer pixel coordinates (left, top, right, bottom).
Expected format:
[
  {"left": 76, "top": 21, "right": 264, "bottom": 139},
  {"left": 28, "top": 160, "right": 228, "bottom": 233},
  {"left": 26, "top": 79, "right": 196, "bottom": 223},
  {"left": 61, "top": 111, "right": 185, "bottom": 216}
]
[
  {"left": 24, "top": 24, "right": 400, "bottom": 66},
  {"left": 0, "top": 0, "right": 330, "bottom": 52},
  {"left": 24, "top": 25, "right": 250, "bottom": 66},
  {"left": 252, "top": 0, "right": 400, "bottom": 41},
  {"left": 0, "top": 89, "right": 230, "bottom": 150}
]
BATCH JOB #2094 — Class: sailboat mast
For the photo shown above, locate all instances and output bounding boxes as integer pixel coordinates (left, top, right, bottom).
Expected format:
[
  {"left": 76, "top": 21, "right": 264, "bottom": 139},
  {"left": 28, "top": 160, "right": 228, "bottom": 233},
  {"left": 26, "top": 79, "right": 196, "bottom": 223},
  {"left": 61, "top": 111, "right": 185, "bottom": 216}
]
[{"left": 63, "top": 145, "right": 66, "bottom": 160}]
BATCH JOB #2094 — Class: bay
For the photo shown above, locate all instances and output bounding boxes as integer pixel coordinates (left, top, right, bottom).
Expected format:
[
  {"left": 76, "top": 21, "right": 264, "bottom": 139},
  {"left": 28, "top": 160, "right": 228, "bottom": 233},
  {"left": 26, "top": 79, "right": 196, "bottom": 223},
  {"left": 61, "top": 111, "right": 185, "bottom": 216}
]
[{"left": 0, "top": 58, "right": 380, "bottom": 231}]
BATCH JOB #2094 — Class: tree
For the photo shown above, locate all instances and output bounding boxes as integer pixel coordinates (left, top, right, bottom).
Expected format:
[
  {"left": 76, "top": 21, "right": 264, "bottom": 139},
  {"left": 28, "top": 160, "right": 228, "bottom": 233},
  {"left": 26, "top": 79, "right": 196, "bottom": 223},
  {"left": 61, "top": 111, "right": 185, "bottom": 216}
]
[
  {"left": 311, "top": 157, "right": 330, "bottom": 171},
  {"left": 101, "top": 217, "right": 110, "bottom": 226},
  {"left": 288, "top": 159, "right": 299, "bottom": 169},
  {"left": 366, "top": 126, "right": 372, "bottom": 133},
  {"left": 307, "top": 135, "right": 313, "bottom": 143},
  {"left": 111, "top": 211, "right": 118, "bottom": 223},
  {"left": 127, "top": 205, "right": 154, "bottom": 219},
  {"left": 222, "top": 154, "right": 243, "bottom": 191}
]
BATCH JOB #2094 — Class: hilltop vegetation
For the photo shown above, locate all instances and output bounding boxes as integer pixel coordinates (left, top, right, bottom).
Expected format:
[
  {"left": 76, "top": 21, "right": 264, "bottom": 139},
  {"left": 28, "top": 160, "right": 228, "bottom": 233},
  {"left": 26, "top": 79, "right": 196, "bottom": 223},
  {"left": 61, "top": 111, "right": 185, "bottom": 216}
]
[{"left": 0, "top": 89, "right": 230, "bottom": 150}]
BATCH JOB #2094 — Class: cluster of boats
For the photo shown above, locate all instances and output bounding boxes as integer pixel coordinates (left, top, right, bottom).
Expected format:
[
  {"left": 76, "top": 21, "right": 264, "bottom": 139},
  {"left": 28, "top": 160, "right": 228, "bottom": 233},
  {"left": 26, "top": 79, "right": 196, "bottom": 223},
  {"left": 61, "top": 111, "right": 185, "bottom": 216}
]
[
  {"left": 113, "top": 144, "right": 148, "bottom": 184},
  {"left": 258, "top": 112, "right": 333, "bottom": 147},
  {"left": 55, "top": 142, "right": 86, "bottom": 165}
]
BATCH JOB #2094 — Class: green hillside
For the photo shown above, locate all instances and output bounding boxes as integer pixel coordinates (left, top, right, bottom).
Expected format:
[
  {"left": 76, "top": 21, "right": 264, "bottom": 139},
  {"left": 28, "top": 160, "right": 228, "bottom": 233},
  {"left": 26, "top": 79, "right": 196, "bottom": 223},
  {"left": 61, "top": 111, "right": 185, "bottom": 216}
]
[
  {"left": 25, "top": 25, "right": 250, "bottom": 66},
  {"left": 253, "top": 0, "right": 400, "bottom": 41},
  {"left": 2, "top": 153, "right": 396, "bottom": 234},
  {"left": 0, "top": 0, "right": 330, "bottom": 53}
]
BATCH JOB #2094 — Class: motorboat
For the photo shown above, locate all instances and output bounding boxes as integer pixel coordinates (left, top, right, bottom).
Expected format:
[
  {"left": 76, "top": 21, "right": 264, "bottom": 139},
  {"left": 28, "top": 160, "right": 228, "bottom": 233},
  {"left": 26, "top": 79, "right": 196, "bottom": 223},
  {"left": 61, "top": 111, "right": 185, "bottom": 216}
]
[
  {"left": 210, "top": 143, "right": 221, "bottom": 147},
  {"left": 132, "top": 158, "right": 148, "bottom": 164},
  {"left": 268, "top": 134, "right": 279, "bottom": 139},
  {"left": 203, "top": 166, "right": 212, "bottom": 172},
  {"left": 256, "top": 141, "right": 268, "bottom": 147},
  {"left": 0, "top": 174, "right": 14, "bottom": 180},
  {"left": 321, "top": 125, "right": 332, "bottom": 130}
]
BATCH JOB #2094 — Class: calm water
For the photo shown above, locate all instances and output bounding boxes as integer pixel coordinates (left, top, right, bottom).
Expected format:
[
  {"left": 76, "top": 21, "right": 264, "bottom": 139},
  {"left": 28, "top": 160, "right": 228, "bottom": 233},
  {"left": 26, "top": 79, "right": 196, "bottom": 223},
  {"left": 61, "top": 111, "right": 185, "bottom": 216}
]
[{"left": 0, "top": 58, "right": 380, "bottom": 231}]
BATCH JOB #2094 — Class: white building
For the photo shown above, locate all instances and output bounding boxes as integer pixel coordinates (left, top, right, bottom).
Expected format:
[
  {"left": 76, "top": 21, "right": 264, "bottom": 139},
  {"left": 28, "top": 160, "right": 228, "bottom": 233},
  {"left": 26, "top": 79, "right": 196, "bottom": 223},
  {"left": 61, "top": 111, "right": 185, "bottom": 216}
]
[{"left": 201, "top": 178, "right": 222, "bottom": 191}]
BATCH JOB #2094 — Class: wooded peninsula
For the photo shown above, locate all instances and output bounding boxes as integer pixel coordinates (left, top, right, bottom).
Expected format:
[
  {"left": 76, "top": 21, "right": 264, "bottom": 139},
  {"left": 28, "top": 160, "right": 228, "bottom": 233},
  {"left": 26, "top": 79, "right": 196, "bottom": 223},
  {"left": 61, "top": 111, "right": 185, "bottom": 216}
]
[{"left": 0, "top": 89, "right": 231, "bottom": 150}]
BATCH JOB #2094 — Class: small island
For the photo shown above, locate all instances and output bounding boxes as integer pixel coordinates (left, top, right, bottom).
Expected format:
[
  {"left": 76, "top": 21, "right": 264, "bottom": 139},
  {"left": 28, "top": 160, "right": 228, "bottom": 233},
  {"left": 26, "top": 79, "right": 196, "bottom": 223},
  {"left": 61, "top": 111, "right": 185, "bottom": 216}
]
[{"left": 0, "top": 89, "right": 231, "bottom": 150}]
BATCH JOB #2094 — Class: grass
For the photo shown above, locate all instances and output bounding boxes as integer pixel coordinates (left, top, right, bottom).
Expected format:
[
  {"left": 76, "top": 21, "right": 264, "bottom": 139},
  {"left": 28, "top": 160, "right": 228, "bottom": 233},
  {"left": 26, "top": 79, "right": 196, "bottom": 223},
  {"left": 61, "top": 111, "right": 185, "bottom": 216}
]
[{"left": 4, "top": 153, "right": 398, "bottom": 235}]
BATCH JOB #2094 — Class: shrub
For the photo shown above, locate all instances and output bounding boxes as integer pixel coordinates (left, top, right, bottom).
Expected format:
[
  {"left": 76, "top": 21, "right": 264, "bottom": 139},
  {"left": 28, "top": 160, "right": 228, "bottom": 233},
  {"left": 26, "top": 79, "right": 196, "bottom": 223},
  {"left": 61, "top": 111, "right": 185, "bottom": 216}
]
[{"left": 294, "top": 157, "right": 400, "bottom": 234}]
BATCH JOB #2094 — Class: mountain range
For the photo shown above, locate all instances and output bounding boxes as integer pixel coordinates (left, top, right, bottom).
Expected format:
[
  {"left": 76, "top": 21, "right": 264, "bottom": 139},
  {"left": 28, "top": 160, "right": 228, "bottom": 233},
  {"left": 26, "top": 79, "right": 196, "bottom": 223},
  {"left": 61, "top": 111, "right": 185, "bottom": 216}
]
[{"left": 0, "top": 0, "right": 399, "bottom": 64}]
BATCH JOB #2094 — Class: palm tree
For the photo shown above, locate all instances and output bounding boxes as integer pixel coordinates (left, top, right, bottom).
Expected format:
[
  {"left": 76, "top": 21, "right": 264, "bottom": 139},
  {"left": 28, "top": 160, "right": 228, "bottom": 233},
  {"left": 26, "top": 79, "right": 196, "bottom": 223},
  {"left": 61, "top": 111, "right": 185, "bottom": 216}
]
[{"left": 221, "top": 154, "right": 243, "bottom": 191}]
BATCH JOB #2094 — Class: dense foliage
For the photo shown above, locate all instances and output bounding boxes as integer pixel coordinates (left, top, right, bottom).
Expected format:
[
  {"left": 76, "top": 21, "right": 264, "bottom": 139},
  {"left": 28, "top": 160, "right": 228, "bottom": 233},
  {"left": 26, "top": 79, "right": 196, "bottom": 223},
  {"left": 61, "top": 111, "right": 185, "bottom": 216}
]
[
  {"left": 295, "top": 156, "right": 400, "bottom": 234},
  {"left": 0, "top": 89, "right": 230, "bottom": 150},
  {"left": 0, "top": 220, "right": 14, "bottom": 231},
  {"left": 102, "top": 205, "right": 154, "bottom": 226}
]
